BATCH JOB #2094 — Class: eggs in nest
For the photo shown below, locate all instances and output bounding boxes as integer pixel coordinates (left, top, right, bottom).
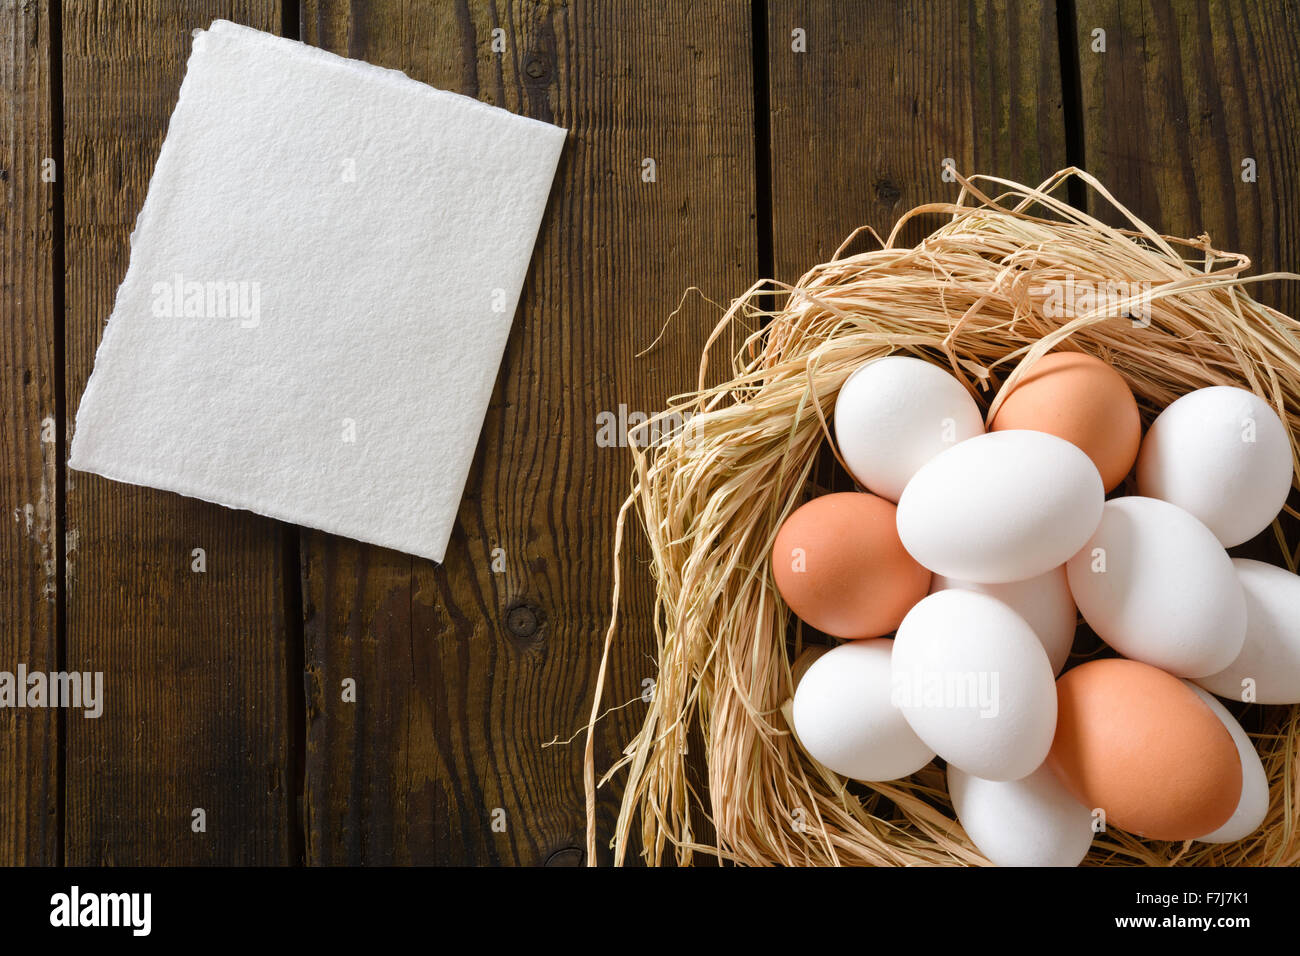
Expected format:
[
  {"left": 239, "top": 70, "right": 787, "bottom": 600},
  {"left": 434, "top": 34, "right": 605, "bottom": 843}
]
[{"left": 777, "top": 354, "right": 1294, "bottom": 866}]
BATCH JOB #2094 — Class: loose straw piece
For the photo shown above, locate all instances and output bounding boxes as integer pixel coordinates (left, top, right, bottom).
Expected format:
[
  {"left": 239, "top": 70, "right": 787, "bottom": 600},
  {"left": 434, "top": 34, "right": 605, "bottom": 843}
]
[{"left": 584, "top": 167, "right": 1300, "bottom": 867}]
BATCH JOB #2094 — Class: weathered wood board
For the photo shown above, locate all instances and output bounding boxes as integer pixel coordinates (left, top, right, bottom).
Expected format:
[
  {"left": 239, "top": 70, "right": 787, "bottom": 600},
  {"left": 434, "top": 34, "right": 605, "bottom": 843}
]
[
  {"left": 0, "top": 0, "right": 59, "bottom": 866},
  {"left": 61, "top": 0, "right": 292, "bottom": 865},
  {"left": 298, "top": 0, "right": 758, "bottom": 865}
]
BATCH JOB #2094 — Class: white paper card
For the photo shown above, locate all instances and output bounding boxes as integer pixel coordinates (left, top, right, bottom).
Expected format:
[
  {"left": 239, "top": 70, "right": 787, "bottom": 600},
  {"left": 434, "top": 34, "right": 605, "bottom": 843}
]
[{"left": 69, "top": 20, "right": 565, "bottom": 563}]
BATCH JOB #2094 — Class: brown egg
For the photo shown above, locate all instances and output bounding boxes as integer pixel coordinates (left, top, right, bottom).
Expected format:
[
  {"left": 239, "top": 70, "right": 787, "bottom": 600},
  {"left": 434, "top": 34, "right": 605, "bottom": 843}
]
[
  {"left": 1047, "top": 658, "right": 1242, "bottom": 841},
  {"left": 989, "top": 351, "right": 1141, "bottom": 492},
  {"left": 771, "top": 492, "right": 930, "bottom": 640}
]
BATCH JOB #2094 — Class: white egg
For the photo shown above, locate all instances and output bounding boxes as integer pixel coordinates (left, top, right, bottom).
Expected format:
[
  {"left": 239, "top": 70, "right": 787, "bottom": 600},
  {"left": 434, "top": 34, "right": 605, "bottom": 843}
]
[
  {"left": 1186, "top": 684, "right": 1269, "bottom": 844},
  {"left": 948, "top": 763, "right": 1094, "bottom": 867},
  {"left": 891, "top": 590, "right": 1057, "bottom": 781},
  {"left": 929, "top": 566, "right": 1076, "bottom": 675},
  {"left": 1066, "top": 496, "right": 1246, "bottom": 678},
  {"left": 896, "top": 430, "right": 1104, "bottom": 583},
  {"left": 1136, "top": 385, "right": 1293, "bottom": 547},
  {"left": 833, "top": 356, "right": 984, "bottom": 502},
  {"left": 791, "top": 639, "right": 934, "bottom": 782},
  {"left": 1196, "top": 559, "right": 1300, "bottom": 704}
]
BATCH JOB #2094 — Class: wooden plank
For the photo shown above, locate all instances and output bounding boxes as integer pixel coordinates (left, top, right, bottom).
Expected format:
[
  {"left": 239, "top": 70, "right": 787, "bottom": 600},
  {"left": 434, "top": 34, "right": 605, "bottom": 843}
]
[
  {"left": 0, "top": 0, "right": 59, "bottom": 865},
  {"left": 1074, "top": 0, "right": 1300, "bottom": 326},
  {"left": 62, "top": 0, "right": 292, "bottom": 865},
  {"left": 299, "top": 0, "right": 758, "bottom": 865},
  {"left": 767, "top": 0, "right": 1069, "bottom": 283}
]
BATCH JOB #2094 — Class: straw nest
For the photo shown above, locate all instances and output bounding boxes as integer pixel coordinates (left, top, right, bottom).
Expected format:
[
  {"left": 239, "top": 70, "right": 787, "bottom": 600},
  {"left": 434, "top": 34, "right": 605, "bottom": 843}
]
[{"left": 582, "top": 168, "right": 1300, "bottom": 867}]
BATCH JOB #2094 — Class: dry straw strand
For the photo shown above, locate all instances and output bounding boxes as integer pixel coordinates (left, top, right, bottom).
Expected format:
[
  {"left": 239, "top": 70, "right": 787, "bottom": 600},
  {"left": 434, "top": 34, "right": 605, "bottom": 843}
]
[{"left": 583, "top": 167, "right": 1300, "bottom": 867}]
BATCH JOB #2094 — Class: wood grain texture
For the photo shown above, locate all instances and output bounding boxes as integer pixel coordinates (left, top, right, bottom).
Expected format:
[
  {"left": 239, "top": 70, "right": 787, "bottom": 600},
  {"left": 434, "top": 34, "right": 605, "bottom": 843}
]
[
  {"left": 0, "top": 0, "right": 59, "bottom": 865},
  {"left": 766, "top": 0, "right": 1068, "bottom": 282},
  {"left": 62, "top": 0, "right": 293, "bottom": 865},
  {"left": 1075, "top": 0, "right": 1300, "bottom": 323},
  {"left": 298, "top": 0, "right": 757, "bottom": 865}
]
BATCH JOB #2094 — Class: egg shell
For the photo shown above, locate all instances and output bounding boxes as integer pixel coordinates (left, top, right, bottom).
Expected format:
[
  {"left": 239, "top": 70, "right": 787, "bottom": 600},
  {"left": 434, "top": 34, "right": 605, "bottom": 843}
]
[
  {"left": 771, "top": 492, "right": 930, "bottom": 639},
  {"left": 1136, "top": 385, "right": 1293, "bottom": 547},
  {"left": 791, "top": 640, "right": 935, "bottom": 782},
  {"left": 896, "top": 430, "right": 1105, "bottom": 584},
  {"left": 1065, "top": 496, "right": 1245, "bottom": 678},
  {"left": 891, "top": 590, "right": 1057, "bottom": 781},
  {"left": 833, "top": 356, "right": 985, "bottom": 502},
  {"left": 1048, "top": 659, "right": 1242, "bottom": 842},
  {"left": 930, "top": 566, "right": 1076, "bottom": 675},
  {"left": 1186, "top": 684, "right": 1269, "bottom": 844},
  {"left": 1196, "top": 558, "right": 1300, "bottom": 704},
  {"left": 989, "top": 351, "right": 1141, "bottom": 492},
  {"left": 948, "top": 763, "right": 1094, "bottom": 867}
]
